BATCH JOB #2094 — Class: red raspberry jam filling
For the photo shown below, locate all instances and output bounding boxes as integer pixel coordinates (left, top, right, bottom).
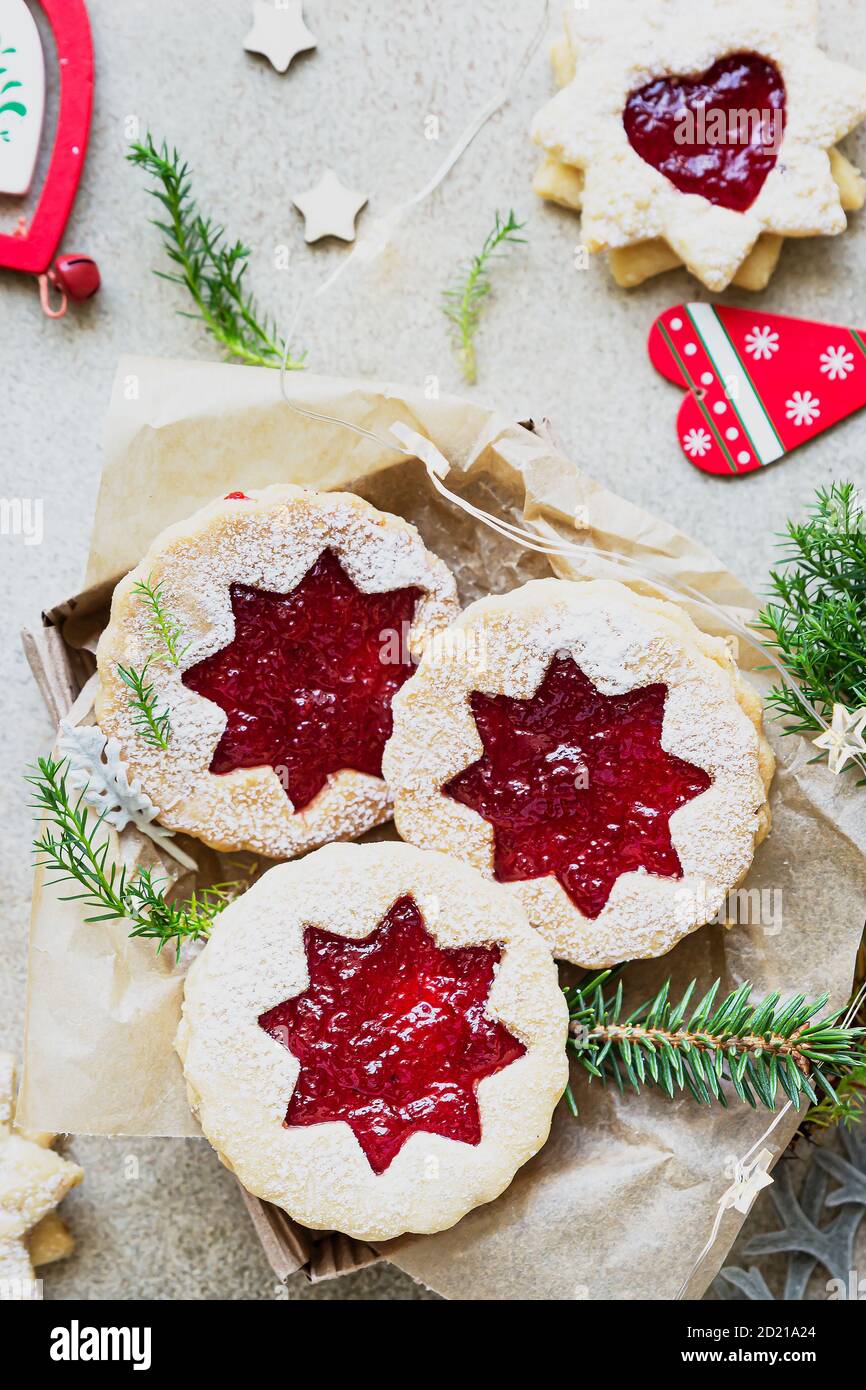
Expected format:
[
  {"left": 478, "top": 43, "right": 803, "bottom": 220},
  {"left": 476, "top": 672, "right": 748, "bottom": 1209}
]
[
  {"left": 623, "top": 53, "right": 786, "bottom": 213},
  {"left": 259, "top": 895, "right": 525, "bottom": 1174},
  {"left": 445, "top": 655, "right": 712, "bottom": 920},
  {"left": 182, "top": 550, "right": 421, "bottom": 812}
]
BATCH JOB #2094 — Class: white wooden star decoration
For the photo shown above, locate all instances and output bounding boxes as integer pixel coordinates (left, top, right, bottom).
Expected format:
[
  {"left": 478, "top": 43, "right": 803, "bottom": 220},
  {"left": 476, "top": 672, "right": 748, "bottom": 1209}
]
[
  {"left": 243, "top": 1, "right": 316, "bottom": 74},
  {"left": 293, "top": 169, "right": 368, "bottom": 243},
  {"left": 813, "top": 703, "right": 866, "bottom": 775}
]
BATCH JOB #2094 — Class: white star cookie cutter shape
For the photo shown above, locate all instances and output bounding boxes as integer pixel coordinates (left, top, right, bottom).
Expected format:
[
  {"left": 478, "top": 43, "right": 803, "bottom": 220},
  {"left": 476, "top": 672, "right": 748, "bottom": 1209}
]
[
  {"left": 293, "top": 169, "right": 368, "bottom": 243},
  {"left": 813, "top": 703, "right": 866, "bottom": 774},
  {"left": 531, "top": 0, "right": 866, "bottom": 292},
  {"left": 243, "top": 0, "right": 316, "bottom": 74},
  {"left": 0, "top": 1054, "right": 81, "bottom": 1296}
]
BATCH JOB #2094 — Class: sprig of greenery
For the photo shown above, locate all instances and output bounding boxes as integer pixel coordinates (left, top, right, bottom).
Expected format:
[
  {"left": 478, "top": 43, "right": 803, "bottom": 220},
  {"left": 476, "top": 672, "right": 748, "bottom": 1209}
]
[
  {"left": 127, "top": 134, "right": 306, "bottom": 370},
  {"left": 28, "top": 756, "right": 234, "bottom": 959},
  {"left": 563, "top": 970, "right": 865, "bottom": 1116},
  {"left": 132, "top": 573, "right": 190, "bottom": 666},
  {"left": 116, "top": 660, "right": 171, "bottom": 748},
  {"left": 757, "top": 482, "right": 866, "bottom": 769},
  {"left": 805, "top": 1064, "right": 866, "bottom": 1129},
  {"left": 442, "top": 209, "right": 526, "bottom": 384}
]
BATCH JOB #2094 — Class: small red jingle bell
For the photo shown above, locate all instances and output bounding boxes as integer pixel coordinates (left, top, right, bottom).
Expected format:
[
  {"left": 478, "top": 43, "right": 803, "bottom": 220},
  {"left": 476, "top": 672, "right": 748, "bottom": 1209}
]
[
  {"left": 38, "top": 253, "right": 101, "bottom": 318},
  {"left": 53, "top": 253, "right": 101, "bottom": 300}
]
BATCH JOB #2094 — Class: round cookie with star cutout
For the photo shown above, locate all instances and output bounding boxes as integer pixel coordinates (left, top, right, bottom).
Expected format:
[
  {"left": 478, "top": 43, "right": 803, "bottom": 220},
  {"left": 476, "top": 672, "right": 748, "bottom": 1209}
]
[
  {"left": 95, "top": 485, "right": 459, "bottom": 859},
  {"left": 382, "top": 578, "right": 774, "bottom": 968},
  {"left": 176, "top": 841, "right": 569, "bottom": 1241}
]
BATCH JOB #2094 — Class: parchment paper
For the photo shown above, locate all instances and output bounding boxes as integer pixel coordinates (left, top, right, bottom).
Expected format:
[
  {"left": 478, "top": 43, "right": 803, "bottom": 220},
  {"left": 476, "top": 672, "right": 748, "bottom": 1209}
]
[{"left": 20, "top": 356, "right": 866, "bottom": 1300}]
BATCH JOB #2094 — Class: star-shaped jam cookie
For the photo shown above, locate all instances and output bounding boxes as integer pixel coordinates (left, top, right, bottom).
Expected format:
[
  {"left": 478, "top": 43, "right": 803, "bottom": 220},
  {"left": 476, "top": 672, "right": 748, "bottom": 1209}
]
[
  {"left": 182, "top": 549, "right": 420, "bottom": 812},
  {"left": 444, "top": 655, "right": 712, "bottom": 919},
  {"left": 258, "top": 895, "right": 525, "bottom": 1174},
  {"left": 531, "top": 0, "right": 866, "bottom": 291}
]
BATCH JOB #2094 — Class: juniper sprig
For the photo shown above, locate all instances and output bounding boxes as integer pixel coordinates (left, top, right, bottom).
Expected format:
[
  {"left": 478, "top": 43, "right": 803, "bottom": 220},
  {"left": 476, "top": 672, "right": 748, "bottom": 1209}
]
[
  {"left": 128, "top": 134, "right": 306, "bottom": 370},
  {"left": 758, "top": 482, "right": 866, "bottom": 771},
  {"left": 131, "top": 573, "right": 190, "bottom": 667},
  {"left": 29, "top": 756, "right": 235, "bottom": 959},
  {"left": 442, "top": 209, "right": 526, "bottom": 384},
  {"left": 116, "top": 660, "right": 172, "bottom": 749}
]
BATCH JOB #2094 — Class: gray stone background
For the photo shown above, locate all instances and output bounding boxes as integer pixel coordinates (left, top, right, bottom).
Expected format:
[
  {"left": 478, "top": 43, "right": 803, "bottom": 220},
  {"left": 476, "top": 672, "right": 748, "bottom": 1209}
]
[{"left": 1, "top": 0, "right": 864, "bottom": 1300}]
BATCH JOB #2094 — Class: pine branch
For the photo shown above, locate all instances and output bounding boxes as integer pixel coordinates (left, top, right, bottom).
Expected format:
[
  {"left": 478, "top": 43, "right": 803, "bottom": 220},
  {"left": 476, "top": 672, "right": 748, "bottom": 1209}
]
[
  {"left": 116, "top": 660, "right": 171, "bottom": 748},
  {"left": 442, "top": 209, "right": 526, "bottom": 384},
  {"left": 757, "top": 482, "right": 866, "bottom": 775},
  {"left": 127, "top": 134, "right": 306, "bottom": 370},
  {"left": 28, "top": 757, "right": 234, "bottom": 959},
  {"left": 131, "top": 573, "right": 190, "bottom": 666},
  {"left": 563, "top": 970, "right": 866, "bottom": 1116}
]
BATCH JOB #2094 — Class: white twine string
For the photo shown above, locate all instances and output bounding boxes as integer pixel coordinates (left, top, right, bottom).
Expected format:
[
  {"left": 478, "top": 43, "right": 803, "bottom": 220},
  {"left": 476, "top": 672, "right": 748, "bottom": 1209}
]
[
  {"left": 272, "top": 0, "right": 864, "bottom": 1291},
  {"left": 281, "top": 0, "right": 552, "bottom": 349},
  {"left": 272, "top": 397, "right": 866, "bottom": 1290},
  {"left": 675, "top": 979, "right": 866, "bottom": 1300},
  {"left": 273, "top": 0, "right": 842, "bottom": 755},
  {"left": 274, "top": 371, "right": 846, "bottom": 755}
]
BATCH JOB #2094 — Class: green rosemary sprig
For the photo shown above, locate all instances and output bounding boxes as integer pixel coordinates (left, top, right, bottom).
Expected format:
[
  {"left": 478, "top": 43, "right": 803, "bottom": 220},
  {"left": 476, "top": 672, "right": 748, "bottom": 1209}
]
[
  {"left": 563, "top": 971, "right": 866, "bottom": 1116},
  {"left": 28, "top": 756, "right": 234, "bottom": 959},
  {"left": 127, "top": 134, "right": 306, "bottom": 370},
  {"left": 116, "top": 660, "right": 171, "bottom": 748},
  {"left": 757, "top": 482, "right": 866, "bottom": 768},
  {"left": 442, "top": 209, "right": 526, "bottom": 384},
  {"left": 132, "top": 573, "right": 190, "bottom": 666}
]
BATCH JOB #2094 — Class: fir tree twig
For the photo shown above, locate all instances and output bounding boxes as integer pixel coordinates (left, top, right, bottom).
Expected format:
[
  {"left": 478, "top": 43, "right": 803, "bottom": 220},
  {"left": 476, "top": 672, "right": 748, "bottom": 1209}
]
[
  {"left": 757, "top": 482, "right": 866, "bottom": 779},
  {"left": 442, "top": 209, "right": 526, "bottom": 383},
  {"left": 116, "top": 660, "right": 172, "bottom": 749},
  {"left": 127, "top": 134, "right": 306, "bottom": 370},
  {"left": 563, "top": 970, "right": 866, "bottom": 1117},
  {"left": 131, "top": 573, "right": 190, "bottom": 666},
  {"left": 28, "top": 757, "right": 235, "bottom": 959}
]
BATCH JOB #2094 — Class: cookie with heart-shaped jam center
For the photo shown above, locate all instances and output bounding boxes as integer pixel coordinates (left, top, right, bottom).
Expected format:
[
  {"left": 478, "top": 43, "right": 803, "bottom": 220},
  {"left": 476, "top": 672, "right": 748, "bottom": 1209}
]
[{"left": 530, "top": 1, "right": 866, "bottom": 292}]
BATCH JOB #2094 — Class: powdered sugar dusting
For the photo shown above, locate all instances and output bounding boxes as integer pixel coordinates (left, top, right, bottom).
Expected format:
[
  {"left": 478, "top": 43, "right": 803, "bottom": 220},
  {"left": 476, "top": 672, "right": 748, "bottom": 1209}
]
[
  {"left": 176, "top": 842, "right": 568, "bottom": 1241},
  {"left": 531, "top": 0, "right": 866, "bottom": 291},
  {"left": 384, "top": 578, "right": 774, "bottom": 968},
  {"left": 95, "top": 486, "right": 459, "bottom": 858}
]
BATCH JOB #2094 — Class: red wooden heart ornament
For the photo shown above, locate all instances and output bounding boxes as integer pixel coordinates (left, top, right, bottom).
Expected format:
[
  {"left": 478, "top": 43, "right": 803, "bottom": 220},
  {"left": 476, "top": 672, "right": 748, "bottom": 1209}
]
[
  {"left": 624, "top": 53, "right": 786, "bottom": 213},
  {"left": 0, "top": 0, "right": 94, "bottom": 277},
  {"left": 649, "top": 304, "right": 866, "bottom": 476}
]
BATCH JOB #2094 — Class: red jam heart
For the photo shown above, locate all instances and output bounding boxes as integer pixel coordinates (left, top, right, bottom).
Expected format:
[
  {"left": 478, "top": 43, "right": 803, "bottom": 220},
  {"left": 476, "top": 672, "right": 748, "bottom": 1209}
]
[
  {"left": 445, "top": 655, "right": 712, "bottom": 919},
  {"left": 259, "top": 895, "right": 525, "bottom": 1174},
  {"left": 623, "top": 52, "right": 786, "bottom": 212},
  {"left": 182, "top": 550, "right": 421, "bottom": 812}
]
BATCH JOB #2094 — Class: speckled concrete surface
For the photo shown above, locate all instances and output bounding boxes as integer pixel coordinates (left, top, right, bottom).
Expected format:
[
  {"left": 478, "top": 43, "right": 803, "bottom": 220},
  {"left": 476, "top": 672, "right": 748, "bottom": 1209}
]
[{"left": 1, "top": 0, "right": 865, "bottom": 1300}]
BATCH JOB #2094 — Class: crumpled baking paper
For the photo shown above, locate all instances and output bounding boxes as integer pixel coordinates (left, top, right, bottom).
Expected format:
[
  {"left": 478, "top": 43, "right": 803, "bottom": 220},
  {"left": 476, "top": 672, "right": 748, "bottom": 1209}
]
[{"left": 19, "top": 356, "right": 866, "bottom": 1299}]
